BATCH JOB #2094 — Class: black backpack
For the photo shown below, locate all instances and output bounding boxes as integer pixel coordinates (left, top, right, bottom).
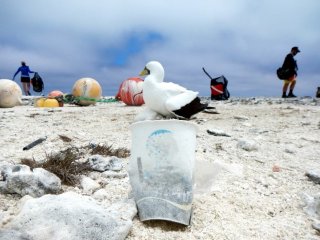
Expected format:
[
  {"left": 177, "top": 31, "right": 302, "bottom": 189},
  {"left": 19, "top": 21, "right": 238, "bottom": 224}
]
[
  {"left": 203, "top": 68, "right": 230, "bottom": 100},
  {"left": 276, "top": 67, "right": 295, "bottom": 80},
  {"left": 31, "top": 72, "right": 44, "bottom": 92}
]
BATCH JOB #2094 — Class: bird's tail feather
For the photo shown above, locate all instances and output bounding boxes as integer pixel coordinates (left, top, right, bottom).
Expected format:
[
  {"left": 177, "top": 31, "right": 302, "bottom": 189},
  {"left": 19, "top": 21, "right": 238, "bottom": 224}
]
[{"left": 173, "top": 97, "right": 208, "bottom": 119}]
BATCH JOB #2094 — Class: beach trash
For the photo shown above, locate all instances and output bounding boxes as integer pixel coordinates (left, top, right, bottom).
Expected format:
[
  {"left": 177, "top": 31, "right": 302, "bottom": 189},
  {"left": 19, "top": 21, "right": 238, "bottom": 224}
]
[
  {"left": 72, "top": 78, "right": 102, "bottom": 106},
  {"left": 43, "top": 98, "right": 59, "bottom": 108},
  {"left": 48, "top": 90, "right": 63, "bottom": 98},
  {"left": 34, "top": 98, "right": 46, "bottom": 107},
  {"left": 34, "top": 97, "right": 62, "bottom": 107},
  {"left": 116, "top": 77, "right": 144, "bottom": 106},
  {"left": 48, "top": 90, "right": 64, "bottom": 107},
  {"left": 0, "top": 79, "right": 22, "bottom": 108},
  {"left": 129, "top": 119, "right": 198, "bottom": 225}
]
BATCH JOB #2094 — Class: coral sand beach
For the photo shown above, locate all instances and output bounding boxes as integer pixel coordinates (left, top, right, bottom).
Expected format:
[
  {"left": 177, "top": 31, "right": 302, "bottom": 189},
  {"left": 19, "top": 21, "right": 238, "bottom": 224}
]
[{"left": 0, "top": 97, "right": 320, "bottom": 240}]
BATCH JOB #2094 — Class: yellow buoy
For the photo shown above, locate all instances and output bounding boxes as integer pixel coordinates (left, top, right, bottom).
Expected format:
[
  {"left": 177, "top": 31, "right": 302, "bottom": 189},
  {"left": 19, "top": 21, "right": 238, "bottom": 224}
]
[
  {"left": 48, "top": 90, "right": 64, "bottom": 107},
  {"left": 72, "top": 77, "right": 102, "bottom": 106},
  {"left": 43, "top": 98, "right": 59, "bottom": 108},
  {"left": 35, "top": 98, "right": 46, "bottom": 107}
]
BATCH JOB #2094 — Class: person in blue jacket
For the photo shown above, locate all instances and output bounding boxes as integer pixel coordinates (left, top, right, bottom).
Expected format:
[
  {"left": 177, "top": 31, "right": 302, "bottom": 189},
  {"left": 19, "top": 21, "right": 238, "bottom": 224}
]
[{"left": 13, "top": 61, "right": 35, "bottom": 96}]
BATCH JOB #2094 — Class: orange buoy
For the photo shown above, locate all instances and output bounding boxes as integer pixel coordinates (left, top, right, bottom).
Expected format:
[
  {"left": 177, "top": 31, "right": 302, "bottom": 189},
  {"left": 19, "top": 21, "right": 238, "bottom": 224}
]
[
  {"left": 48, "top": 90, "right": 63, "bottom": 98},
  {"left": 48, "top": 90, "right": 64, "bottom": 107},
  {"left": 116, "top": 77, "right": 144, "bottom": 106},
  {"left": 72, "top": 78, "right": 102, "bottom": 106}
]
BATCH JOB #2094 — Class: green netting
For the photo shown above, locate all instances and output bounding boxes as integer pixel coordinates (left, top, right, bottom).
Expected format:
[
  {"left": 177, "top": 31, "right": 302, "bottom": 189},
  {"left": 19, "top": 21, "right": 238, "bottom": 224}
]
[{"left": 59, "top": 95, "right": 119, "bottom": 104}]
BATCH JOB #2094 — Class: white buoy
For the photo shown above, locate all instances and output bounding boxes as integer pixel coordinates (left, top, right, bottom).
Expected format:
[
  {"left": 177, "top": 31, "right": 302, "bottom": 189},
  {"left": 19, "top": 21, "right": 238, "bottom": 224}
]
[{"left": 0, "top": 79, "right": 22, "bottom": 108}]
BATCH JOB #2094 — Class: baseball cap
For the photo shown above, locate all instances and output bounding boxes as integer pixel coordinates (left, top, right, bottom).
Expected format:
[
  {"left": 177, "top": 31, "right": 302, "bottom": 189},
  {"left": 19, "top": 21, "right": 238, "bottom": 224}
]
[{"left": 292, "top": 46, "right": 301, "bottom": 52}]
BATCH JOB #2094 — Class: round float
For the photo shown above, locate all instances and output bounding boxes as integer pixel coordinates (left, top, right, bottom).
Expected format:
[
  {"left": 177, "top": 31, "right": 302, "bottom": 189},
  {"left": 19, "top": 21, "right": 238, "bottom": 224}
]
[
  {"left": 43, "top": 98, "right": 59, "bottom": 108},
  {"left": 0, "top": 79, "right": 22, "bottom": 108},
  {"left": 35, "top": 98, "right": 46, "bottom": 107},
  {"left": 72, "top": 78, "right": 102, "bottom": 106},
  {"left": 116, "top": 77, "right": 144, "bottom": 106},
  {"left": 48, "top": 90, "right": 63, "bottom": 98}
]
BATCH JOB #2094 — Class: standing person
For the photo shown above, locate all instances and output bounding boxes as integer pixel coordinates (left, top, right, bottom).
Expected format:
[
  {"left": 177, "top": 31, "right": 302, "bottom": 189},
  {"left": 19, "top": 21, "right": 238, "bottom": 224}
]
[
  {"left": 281, "top": 46, "right": 300, "bottom": 98},
  {"left": 13, "top": 61, "right": 35, "bottom": 96}
]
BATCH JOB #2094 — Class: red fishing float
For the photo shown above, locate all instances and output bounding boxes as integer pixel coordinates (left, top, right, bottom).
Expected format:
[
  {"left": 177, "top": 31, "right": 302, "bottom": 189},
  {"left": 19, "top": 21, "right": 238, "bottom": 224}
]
[
  {"left": 48, "top": 90, "right": 63, "bottom": 98},
  {"left": 116, "top": 77, "right": 144, "bottom": 106}
]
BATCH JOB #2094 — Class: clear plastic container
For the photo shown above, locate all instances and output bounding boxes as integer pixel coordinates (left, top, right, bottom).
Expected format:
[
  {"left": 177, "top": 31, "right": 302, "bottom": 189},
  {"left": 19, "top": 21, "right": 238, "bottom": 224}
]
[{"left": 129, "top": 119, "right": 198, "bottom": 225}]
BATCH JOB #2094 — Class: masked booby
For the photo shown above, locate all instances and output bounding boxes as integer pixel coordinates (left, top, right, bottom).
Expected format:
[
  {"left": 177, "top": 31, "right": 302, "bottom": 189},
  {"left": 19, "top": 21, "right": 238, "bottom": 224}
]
[{"left": 135, "top": 61, "right": 208, "bottom": 121}]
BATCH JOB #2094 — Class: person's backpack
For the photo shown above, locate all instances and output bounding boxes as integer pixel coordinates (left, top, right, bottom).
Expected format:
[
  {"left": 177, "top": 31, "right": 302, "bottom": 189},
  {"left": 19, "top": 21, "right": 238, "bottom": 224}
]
[
  {"left": 202, "top": 68, "right": 230, "bottom": 100},
  {"left": 31, "top": 72, "right": 44, "bottom": 92},
  {"left": 276, "top": 67, "right": 291, "bottom": 80}
]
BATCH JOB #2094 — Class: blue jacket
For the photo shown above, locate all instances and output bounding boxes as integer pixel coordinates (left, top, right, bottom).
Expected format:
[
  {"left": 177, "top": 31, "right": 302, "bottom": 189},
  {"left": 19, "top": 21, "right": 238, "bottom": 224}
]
[{"left": 13, "top": 66, "right": 34, "bottom": 79}]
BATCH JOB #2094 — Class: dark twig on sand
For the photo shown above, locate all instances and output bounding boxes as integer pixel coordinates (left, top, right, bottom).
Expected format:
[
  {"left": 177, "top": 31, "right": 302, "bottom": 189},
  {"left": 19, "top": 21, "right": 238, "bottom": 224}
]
[{"left": 23, "top": 137, "right": 47, "bottom": 150}]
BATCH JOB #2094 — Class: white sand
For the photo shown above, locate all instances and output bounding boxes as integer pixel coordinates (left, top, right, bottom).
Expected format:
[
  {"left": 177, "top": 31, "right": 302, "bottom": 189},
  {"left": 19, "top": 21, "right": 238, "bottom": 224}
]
[{"left": 1, "top": 97, "right": 320, "bottom": 239}]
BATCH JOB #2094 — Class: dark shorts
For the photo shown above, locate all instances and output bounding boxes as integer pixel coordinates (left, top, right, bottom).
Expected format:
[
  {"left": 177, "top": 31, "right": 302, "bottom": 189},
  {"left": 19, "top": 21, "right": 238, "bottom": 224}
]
[{"left": 21, "top": 77, "right": 30, "bottom": 83}]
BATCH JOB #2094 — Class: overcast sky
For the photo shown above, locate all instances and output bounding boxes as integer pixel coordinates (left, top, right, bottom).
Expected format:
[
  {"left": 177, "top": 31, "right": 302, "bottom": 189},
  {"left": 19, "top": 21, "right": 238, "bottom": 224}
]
[{"left": 1, "top": 0, "right": 319, "bottom": 97}]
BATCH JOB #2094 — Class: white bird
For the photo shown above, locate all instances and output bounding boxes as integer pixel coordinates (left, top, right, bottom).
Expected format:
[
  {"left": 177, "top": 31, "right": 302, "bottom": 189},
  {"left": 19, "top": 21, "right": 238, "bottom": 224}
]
[{"left": 135, "top": 61, "right": 208, "bottom": 121}]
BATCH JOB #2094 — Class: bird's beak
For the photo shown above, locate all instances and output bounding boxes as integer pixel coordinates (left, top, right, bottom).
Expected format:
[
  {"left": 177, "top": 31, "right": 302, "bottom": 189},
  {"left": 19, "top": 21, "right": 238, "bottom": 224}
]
[{"left": 139, "top": 67, "right": 150, "bottom": 76}]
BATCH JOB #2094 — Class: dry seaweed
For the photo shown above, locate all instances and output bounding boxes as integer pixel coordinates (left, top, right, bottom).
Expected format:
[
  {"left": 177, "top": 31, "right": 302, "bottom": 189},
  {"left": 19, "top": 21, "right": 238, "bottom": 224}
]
[
  {"left": 20, "top": 158, "right": 37, "bottom": 169},
  {"left": 20, "top": 144, "right": 129, "bottom": 186},
  {"left": 42, "top": 148, "right": 91, "bottom": 186},
  {"left": 90, "top": 144, "right": 130, "bottom": 158},
  {"left": 58, "top": 134, "right": 72, "bottom": 142},
  {"left": 21, "top": 147, "right": 90, "bottom": 186}
]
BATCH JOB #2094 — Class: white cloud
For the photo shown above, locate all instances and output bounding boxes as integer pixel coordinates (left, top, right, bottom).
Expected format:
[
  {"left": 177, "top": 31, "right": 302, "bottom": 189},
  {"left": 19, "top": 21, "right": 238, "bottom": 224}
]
[{"left": 1, "top": 0, "right": 319, "bottom": 96}]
